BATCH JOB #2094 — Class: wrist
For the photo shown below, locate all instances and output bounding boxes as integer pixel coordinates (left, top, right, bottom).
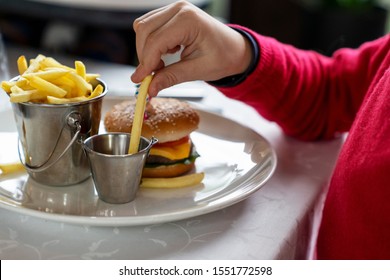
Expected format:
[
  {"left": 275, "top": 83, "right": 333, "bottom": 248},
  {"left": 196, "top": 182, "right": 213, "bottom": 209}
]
[{"left": 208, "top": 27, "right": 260, "bottom": 87}]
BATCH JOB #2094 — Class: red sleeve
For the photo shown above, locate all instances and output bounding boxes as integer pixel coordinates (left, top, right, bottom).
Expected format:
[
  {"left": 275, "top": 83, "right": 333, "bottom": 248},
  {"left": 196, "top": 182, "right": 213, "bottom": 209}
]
[{"left": 218, "top": 26, "right": 390, "bottom": 140}]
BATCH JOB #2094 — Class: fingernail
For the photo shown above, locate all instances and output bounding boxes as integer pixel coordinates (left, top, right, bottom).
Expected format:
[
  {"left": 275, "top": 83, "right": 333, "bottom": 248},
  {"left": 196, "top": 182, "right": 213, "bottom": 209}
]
[{"left": 131, "top": 66, "right": 142, "bottom": 82}]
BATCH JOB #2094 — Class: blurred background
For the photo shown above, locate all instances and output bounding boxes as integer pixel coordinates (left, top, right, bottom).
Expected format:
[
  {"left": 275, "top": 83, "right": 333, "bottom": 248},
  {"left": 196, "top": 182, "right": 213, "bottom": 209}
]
[{"left": 0, "top": 0, "right": 389, "bottom": 65}]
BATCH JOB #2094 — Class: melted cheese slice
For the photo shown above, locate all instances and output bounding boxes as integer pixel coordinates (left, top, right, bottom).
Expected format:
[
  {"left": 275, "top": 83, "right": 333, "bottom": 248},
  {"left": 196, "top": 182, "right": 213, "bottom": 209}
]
[{"left": 149, "top": 140, "right": 191, "bottom": 160}]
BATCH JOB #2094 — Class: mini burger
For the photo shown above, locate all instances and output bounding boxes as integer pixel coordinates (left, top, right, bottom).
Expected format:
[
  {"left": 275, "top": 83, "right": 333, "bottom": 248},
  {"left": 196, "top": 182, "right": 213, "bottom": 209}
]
[{"left": 104, "top": 97, "right": 200, "bottom": 178}]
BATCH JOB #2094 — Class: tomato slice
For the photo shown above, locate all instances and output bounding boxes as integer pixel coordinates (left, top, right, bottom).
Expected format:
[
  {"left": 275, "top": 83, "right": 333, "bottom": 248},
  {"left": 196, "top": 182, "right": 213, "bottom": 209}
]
[{"left": 154, "top": 136, "right": 190, "bottom": 148}]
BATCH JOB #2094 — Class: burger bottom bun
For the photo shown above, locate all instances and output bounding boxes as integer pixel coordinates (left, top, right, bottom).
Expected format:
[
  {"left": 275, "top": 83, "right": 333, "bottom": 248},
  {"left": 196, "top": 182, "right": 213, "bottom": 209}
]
[{"left": 142, "top": 162, "right": 195, "bottom": 178}]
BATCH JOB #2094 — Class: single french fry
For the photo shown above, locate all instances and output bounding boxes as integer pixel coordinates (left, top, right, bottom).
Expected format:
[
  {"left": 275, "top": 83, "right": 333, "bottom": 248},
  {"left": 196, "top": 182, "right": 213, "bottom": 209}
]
[
  {"left": 17, "top": 55, "right": 28, "bottom": 75},
  {"left": 128, "top": 74, "right": 153, "bottom": 154},
  {"left": 47, "top": 95, "right": 88, "bottom": 104},
  {"left": 10, "top": 85, "right": 24, "bottom": 93},
  {"left": 75, "top": 61, "right": 86, "bottom": 80},
  {"left": 23, "top": 68, "right": 70, "bottom": 81},
  {"left": 9, "top": 91, "right": 46, "bottom": 103},
  {"left": 1, "top": 79, "right": 29, "bottom": 93},
  {"left": 10, "top": 91, "right": 33, "bottom": 103},
  {"left": 25, "top": 75, "right": 67, "bottom": 98},
  {"left": 89, "top": 84, "right": 103, "bottom": 99},
  {"left": 141, "top": 172, "right": 205, "bottom": 188},
  {"left": 1, "top": 81, "right": 12, "bottom": 93},
  {"left": 9, "top": 86, "right": 48, "bottom": 103},
  {"left": 85, "top": 73, "right": 100, "bottom": 83},
  {"left": 1, "top": 79, "right": 29, "bottom": 92}
]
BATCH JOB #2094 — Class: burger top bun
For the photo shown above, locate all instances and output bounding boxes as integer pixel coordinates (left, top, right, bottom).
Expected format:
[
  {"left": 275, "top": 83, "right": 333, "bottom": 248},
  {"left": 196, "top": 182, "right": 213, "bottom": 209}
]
[{"left": 104, "top": 98, "right": 200, "bottom": 143}]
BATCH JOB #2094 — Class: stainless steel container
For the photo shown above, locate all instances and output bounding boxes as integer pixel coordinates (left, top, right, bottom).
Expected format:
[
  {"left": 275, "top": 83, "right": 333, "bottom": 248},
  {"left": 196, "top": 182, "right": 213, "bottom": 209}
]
[
  {"left": 12, "top": 79, "right": 107, "bottom": 186},
  {"left": 83, "top": 133, "right": 157, "bottom": 204}
]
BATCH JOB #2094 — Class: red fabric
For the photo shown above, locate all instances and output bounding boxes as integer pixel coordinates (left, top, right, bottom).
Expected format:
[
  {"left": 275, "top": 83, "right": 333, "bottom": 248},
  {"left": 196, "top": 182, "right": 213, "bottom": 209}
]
[{"left": 218, "top": 25, "right": 390, "bottom": 259}]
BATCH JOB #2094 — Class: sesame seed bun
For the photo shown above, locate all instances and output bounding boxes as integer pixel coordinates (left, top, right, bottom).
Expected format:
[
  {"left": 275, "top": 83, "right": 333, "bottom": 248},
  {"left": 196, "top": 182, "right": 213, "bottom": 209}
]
[{"left": 104, "top": 97, "right": 199, "bottom": 143}]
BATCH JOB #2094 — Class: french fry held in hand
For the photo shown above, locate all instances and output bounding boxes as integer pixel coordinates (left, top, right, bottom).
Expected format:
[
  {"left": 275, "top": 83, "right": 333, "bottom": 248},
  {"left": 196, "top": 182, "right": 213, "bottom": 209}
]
[
  {"left": 141, "top": 172, "right": 205, "bottom": 189},
  {"left": 128, "top": 74, "right": 153, "bottom": 154},
  {"left": 1, "top": 54, "right": 102, "bottom": 104}
]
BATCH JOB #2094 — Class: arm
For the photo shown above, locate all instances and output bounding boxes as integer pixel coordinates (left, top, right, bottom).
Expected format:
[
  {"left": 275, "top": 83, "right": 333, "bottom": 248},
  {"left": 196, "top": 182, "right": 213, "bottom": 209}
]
[{"left": 219, "top": 28, "right": 390, "bottom": 140}]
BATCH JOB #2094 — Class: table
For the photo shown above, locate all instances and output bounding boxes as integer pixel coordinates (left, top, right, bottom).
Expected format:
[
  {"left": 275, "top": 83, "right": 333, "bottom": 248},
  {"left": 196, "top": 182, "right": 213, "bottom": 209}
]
[{"left": 0, "top": 46, "right": 343, "bottom": 260}]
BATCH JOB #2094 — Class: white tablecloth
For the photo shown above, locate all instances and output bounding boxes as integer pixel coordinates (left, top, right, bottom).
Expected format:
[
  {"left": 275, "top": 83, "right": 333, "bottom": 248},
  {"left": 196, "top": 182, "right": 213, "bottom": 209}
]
[{"left": 0, "top": 47, "right": 343, "bottom": 260}]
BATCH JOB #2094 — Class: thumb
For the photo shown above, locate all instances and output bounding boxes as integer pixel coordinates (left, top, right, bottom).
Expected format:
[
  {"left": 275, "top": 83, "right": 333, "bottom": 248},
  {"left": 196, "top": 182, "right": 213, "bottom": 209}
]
[
  {"left": 147, "top": 69, "right": 179, "bottom": 97},
  {"left": 149, "top": 58, "right": 207, "bottom": 96},
  {"left": 130, "top": 63, "right": 181, "bottom": 97},
  {"left": 131, "top": 59, "right": 164, "bottom": 84}
]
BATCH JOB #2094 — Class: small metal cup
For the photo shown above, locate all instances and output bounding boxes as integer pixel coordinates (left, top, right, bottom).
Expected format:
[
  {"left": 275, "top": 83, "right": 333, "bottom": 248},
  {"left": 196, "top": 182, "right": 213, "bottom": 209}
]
[{"left": 83, "top": 133, "right": 157, "bottom": 204}]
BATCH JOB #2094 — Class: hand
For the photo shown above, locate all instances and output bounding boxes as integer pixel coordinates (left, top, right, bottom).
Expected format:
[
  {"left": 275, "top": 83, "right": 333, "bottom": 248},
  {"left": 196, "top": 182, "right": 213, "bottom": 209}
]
[{"left": 131, "top": 0, "right": 252, "bottom": 96}]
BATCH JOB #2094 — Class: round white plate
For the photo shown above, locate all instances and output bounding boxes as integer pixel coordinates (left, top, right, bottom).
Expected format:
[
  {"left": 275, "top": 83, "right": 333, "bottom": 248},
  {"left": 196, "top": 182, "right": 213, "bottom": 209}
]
[{"left": 0, "top": 108, "right": 276, "bottom": 227}]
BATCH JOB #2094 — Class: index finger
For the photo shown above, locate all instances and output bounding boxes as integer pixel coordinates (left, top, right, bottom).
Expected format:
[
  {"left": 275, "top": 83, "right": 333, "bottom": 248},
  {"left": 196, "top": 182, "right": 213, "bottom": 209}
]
[{"left": 133, "top": 3, "right": 179, "bottom": 64}]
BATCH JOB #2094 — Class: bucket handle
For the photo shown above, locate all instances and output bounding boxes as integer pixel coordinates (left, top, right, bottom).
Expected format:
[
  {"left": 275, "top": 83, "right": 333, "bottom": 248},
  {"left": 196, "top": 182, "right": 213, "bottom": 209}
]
[{"left": 18, "top": 112, "right": 82, "bottom": 173}]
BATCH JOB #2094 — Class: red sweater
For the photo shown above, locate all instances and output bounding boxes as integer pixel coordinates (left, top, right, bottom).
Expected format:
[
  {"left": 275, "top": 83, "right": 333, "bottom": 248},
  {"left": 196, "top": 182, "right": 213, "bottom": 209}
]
[{"left": 217, "top": 27, "right": 390, "bottom": 259}]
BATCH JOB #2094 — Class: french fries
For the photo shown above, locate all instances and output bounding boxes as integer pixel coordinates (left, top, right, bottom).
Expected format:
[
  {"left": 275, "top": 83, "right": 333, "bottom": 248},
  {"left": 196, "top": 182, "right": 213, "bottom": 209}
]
[
  {"left": 1, "top": 54, "right": 102, "bottom": 104},
  {"left": 141, "top": 172, "right": 205, "bottom": 189}
]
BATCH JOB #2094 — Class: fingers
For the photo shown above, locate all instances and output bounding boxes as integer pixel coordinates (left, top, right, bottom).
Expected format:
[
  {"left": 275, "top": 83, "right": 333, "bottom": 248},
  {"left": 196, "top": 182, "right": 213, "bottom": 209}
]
[
  {"left": 131, "top": 59, "right": 164, "bottom": 85},
  {"left": 145, "top": 57, "right": 210, "bottom": 96},
  {"left": 132, "top": 2, "right": 201, "bottom": 77},
  {"left": 133, "top": 2, "right": 193, "bottom": 70},
  {"left": 133, "top": 6, "right": 176, "bottom": 61},
  {"left": 131, "top": 1, "right": 251, "bottom": 96}
]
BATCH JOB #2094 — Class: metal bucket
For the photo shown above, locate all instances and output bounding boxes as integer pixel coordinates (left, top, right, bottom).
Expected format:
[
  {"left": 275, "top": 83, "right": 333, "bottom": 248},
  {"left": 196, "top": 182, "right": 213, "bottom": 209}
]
[
  {"left": 11, "top": 78, "right": 107, "bottom": 186},
  {"left": 83, "top": 133, "right": 158, "bottom": 204}
]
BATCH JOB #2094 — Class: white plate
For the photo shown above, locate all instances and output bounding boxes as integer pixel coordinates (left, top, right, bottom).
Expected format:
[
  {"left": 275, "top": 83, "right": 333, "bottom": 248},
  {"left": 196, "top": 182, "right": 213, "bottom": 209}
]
[{"left": 0, "top": 99, "right": 276, "bottom": 227}]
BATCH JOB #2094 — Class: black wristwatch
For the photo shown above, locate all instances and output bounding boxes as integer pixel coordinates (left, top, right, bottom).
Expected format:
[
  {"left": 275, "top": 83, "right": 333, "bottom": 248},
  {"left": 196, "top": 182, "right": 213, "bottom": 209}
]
[{"left": 208, "top": 27, "right": 260, "bottom": 87}]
